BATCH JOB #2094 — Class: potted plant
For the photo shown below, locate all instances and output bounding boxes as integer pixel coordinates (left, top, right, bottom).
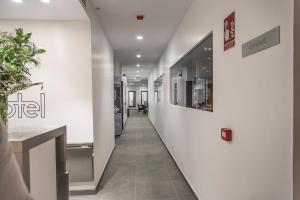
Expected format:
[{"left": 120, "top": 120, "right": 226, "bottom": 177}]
[
  {"left": 0, "top": 28, "right": 45, "bottom": 199},
  {"left": 0, "top": 28, "right": 45, "bottom": 126}
]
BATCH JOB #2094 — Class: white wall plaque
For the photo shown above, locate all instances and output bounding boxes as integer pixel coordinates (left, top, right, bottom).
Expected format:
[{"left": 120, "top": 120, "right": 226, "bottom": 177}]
[{"left": 242, "top": 26, "right": 280, "bottom": 58}]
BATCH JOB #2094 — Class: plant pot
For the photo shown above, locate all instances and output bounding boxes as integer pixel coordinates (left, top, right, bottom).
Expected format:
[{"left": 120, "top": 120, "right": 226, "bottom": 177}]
[
  {"left": 0, "top": 99, "right": 8, "bottom": 148},
  {"left": 0, "top": 98, "right": 8, "bottom": 125}
]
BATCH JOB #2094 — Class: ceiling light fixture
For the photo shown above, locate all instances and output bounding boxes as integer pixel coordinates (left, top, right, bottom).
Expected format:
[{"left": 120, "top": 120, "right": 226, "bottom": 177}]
[
  {"left": 136, "top": 35, "right": 143, "bottom": 40},
  {"left": 136, "top": 64, "right": 140, "bottom": 67},
  {"left": 137, "top": 70, "right": 140, "bottom": 73},
  {"left": 41, "top": 0, "right": 50, "bottom": 3},
  {"left": 136, "top": 54, "right": 142, "bottom": 58},
  {"left": 12, "top": 0, "right": 23, "bottom": 3}
]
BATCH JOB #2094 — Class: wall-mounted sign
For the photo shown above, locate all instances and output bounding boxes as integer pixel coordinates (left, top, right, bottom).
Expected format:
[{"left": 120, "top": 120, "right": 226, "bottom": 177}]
[
  {"left": 224, "top": 12, "right": 235, "bottom": 51},
  {"left": 242, "top": 26, "right": 280, "bottom": 58},
  {"left": 8, "top": 93, "right": 46, "bottom": 119}
]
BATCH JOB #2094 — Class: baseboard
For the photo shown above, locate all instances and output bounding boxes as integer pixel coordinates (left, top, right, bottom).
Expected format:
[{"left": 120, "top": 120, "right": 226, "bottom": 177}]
[
  {"left": 95, "top": 144, "right": 115, "bottom": 193},
  {"left": 70, "top": 119, "right": 199, "bottom": 198},
  {"left": 148, "top": 118, "right": 199, "bottom": 200},
  {"left": 69, "top": 182, "right": 96, "bottom": 196}
]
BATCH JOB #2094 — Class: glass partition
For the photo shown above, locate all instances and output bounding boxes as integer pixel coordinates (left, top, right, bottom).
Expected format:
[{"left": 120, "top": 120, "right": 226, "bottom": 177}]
[
  {"left": 170, "top": 33, "right": 213, "bottom": 112},
  {"left": 154, "top": 75, "right": 163, "bottom": 102}
]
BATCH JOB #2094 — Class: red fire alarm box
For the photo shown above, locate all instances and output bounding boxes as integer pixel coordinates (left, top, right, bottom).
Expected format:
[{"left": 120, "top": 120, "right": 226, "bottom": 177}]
[
  {"left": 224, "top": 12, "right": 235, "bottom": 51},
  {"left": 137, "top": 15, "right": 144, "bottom": 21},
  {"left": 221, "top": 128, "right": 232, "bottom": 142}
]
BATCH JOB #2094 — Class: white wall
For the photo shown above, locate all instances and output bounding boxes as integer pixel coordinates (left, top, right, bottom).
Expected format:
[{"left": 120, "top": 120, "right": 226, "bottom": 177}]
[
  {"left": 294, "top": 0, "right": 300, "bottom": 198},
  {"left": 30, "top": 139, "right": 57, "bottom": 200},
  {"left": 1, "top": 1, "right": 115, "bottom": 188},
  {"left": 1, "top": 20, "right": 94, "bottom": 144},
  {"left": 149, "top": 0, "right": 294, "bottom": 200},
  {"left": 122, "top": 76, "right": 128, "bottom": 125},
  {"left": 84, "top": 1, "right": 115, "bottom": 186},
  {"left": 114, "top": 58, "right": 122, "bottom": 80}
]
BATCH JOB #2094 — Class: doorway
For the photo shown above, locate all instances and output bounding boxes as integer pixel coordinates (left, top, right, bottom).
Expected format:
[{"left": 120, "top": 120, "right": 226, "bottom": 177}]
[
  {"left": 141, "top": 91, "right": 148, "bottom": 105},
  {"left": 128, "top": 91, "right": 136, "bottom": 107}
]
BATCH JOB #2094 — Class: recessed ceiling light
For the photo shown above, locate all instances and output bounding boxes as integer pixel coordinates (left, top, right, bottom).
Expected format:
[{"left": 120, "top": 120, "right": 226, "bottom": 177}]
[
  {"left": 12, "top": 0, "right": 23, "bottom": 3},
  {"left": 136, "top": 35, "right": 143, "bottom": 40},
  {"left": 136, "top": 64, "right": 140, "bottom": 67},
  {"left": 136, "top": 54, "right": 142, "bottom": 58},
  {"left": 41, "top": 0, "right": 50, "bottom": 3},
  {"left": 137, "top": 70, "right": 140, "bottom": 73}
]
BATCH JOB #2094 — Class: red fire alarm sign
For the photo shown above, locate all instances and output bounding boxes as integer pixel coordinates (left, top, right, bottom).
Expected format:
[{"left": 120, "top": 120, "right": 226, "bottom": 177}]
[
  {"left": 224, "top": 12, "right": 235, "bottom": 51},
  {"left": 137, "top": 15, "right": 144, "bottom": 21},
  {"left": 221, "top": 128, "right": 232, "bottom": 142}
]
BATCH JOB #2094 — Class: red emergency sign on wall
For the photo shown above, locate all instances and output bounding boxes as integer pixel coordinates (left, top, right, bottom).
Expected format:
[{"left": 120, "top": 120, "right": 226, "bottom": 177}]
[{"left": 224, "top": 12, "right": 235, "bottom": 51}]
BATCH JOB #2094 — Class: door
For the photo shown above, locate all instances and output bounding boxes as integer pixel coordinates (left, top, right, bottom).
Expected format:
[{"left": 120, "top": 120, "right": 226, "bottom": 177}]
[
  {"left": 128, "top": 91, "right": 136, "bottom": 107},
  {"left": 141, "top": 91, "right": 148, "bottom": 105}
]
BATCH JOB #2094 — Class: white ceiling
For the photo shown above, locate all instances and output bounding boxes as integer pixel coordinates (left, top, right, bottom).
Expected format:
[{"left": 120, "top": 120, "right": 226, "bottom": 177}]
[
  {"left": 122, "top": 63, "right": 153, "bottom": 83},
  {"left": 91, "top": 0, "right": 193, "bottom": 80},
  {"left": 0, "top": 0, "right": 88, "bottom": 20}
]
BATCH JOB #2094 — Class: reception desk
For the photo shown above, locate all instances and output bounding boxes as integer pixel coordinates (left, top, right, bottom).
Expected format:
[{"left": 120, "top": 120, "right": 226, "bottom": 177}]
[{"left": 8, "top": 126, "right": 69, "bottom": 200}]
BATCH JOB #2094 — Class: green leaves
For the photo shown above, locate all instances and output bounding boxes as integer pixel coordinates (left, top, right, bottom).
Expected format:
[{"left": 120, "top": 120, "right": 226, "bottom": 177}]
[
  {"left": 0, "top": 97, "right": 8, "bottom": 125},
  {"left": 0, "top": 28, "right": 45, "bottom": 123},
  {"left": 38, "top": 49, "right": 46, "bottom": 54}
]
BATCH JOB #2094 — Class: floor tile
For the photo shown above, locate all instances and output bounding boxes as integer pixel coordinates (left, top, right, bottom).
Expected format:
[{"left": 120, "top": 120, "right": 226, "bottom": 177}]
[
  {"left": 135, "top": 180, "right": 177, "bottom": 200},
  {"left": 70, "top": 111, "right": 197, "bottom": 200}
]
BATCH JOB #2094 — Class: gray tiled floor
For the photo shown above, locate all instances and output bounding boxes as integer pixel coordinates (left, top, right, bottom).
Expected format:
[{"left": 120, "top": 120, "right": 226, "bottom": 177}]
[{"left": 70, "top": 111, "right": 196, "bottom": 200}]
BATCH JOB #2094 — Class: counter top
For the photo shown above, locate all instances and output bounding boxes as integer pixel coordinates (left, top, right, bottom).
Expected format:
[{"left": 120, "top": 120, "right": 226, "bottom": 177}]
[
  {"left": 9, "top": 125, "right": 66, "bottom": 153},
  {"left": 8, "top": 125, "right": 68, "bottom": 199}
]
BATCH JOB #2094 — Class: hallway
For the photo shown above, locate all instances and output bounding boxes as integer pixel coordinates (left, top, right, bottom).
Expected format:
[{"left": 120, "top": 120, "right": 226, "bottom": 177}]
[{"left": 71, "top": 112, "right": 196, "bottom": 200}]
